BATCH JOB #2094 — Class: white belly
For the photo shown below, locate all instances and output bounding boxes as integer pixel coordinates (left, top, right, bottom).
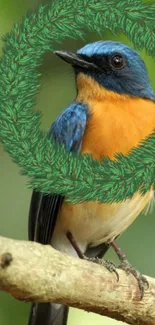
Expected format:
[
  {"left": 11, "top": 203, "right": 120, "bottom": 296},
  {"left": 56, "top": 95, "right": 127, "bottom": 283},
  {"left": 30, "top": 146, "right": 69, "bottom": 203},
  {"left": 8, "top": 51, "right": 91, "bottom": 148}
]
[{"left": 51, "top": 189, "right": 154, "bottom": 257}]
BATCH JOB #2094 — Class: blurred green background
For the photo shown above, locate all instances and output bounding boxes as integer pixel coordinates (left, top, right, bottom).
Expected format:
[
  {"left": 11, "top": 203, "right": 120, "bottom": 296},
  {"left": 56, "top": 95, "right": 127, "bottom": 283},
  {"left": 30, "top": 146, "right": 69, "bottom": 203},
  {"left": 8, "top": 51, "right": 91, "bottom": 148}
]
[{"left": 0, "top": 1, "right": 155, "bottom": 324}]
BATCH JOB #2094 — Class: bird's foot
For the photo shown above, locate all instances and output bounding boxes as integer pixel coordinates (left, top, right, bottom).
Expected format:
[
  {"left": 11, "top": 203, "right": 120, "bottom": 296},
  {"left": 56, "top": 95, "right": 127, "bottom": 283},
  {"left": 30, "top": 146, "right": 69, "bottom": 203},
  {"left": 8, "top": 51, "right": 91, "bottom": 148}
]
[
  {"left": 82, "top": 255, "right": 119, "bottom": 281},
  {"left": 119, "top": 258, "right": 149, "bottom": 299},
  {"left": 66, "top": 231, "right": 119, "bottom": 280},
  {"left": 110, "top": 240, "right": 149, "bottom": 299}
]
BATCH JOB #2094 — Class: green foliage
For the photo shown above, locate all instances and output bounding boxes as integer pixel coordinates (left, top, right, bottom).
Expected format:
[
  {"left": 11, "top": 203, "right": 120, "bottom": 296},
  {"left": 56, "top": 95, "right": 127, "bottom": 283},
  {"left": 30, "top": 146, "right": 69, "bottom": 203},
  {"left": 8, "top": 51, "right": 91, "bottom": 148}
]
[{"left": 0, "top": 0, "right": 155, "bottom": 203}]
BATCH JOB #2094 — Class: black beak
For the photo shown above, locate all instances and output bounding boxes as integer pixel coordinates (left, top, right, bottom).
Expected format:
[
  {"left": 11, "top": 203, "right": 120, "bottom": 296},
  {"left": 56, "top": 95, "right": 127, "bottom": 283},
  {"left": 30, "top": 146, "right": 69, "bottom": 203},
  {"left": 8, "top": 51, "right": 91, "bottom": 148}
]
[{"left": 54, "top": 50, "right": 98, "bottom": 70}]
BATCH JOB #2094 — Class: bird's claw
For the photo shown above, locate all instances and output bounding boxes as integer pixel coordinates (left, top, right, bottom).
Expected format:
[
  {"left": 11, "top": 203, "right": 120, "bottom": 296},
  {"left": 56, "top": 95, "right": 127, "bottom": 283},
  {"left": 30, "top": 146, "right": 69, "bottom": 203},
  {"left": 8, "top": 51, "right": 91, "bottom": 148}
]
[
  {"left": 102, "top": 259, "right": 119, "bottom": 281},
  {"left": 119, "top": 259, "right": 149, "bottom": 299},
  {"left": 82, "top": 255, "right": 119, "bottom": 281}
]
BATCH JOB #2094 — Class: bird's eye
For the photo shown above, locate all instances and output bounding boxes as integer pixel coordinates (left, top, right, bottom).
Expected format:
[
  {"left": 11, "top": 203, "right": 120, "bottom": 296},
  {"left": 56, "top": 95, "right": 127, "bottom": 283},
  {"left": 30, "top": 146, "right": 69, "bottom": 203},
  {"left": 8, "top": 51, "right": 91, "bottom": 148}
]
[{"left": 109, "top": 54, "right": 125, "bottom": 69}]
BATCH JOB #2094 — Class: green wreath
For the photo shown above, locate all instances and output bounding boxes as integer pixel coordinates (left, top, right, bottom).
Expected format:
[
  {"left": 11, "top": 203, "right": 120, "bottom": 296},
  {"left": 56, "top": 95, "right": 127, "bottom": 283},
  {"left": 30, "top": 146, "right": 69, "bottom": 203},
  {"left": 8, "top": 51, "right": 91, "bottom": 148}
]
[{"left": 0, "top": 0, "right": 155, "bottom": 204}]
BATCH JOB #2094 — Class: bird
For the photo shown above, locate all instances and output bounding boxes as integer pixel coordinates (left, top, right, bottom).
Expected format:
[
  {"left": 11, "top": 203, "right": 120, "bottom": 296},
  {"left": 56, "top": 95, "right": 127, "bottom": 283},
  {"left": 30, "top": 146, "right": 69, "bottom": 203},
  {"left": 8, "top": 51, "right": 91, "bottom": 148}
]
[{"left": 27, "top": 40, "right": 155, "bottom": 325}]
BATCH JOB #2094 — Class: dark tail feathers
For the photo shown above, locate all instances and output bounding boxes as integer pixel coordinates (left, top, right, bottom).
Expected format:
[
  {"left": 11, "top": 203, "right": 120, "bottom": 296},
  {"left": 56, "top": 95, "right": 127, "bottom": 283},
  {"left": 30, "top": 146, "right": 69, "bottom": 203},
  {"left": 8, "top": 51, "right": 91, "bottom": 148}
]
[{"left": 28, "top": 303, "right": 69, "bottom": 325}]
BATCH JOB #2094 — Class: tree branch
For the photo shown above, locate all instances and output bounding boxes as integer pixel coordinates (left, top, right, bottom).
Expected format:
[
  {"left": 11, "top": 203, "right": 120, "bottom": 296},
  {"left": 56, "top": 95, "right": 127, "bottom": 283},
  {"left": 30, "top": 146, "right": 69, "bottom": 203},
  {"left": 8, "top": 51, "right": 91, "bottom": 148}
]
[{"left": 0, "top": 236, "right": 154, "bottom": 324}]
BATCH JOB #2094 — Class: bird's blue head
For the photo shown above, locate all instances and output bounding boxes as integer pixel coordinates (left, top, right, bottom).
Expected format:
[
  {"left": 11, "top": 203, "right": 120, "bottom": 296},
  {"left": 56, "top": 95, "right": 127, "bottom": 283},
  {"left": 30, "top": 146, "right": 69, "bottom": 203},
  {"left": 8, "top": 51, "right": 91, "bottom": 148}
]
[{"left": 55, "top": 40, "right": 155, "bottom": 101}]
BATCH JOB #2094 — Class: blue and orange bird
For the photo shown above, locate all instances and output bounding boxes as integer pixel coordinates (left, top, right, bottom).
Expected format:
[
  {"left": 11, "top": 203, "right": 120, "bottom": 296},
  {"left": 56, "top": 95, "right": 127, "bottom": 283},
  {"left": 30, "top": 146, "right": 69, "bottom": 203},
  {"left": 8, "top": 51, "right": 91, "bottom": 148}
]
[{"left": 28, "top": 41, "right": 155, "bottom": 325}]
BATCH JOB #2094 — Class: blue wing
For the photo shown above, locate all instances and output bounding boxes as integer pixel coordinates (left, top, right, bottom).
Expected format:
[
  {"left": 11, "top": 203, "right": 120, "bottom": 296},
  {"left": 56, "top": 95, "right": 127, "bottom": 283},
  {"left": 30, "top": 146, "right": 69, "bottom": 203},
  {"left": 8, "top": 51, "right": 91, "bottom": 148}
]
[
  {"left": 28, "top": 101, "right": 88, "bottom": 244},
  {"left": 50, "top": 101, "right": 88, "bottom": 152}
]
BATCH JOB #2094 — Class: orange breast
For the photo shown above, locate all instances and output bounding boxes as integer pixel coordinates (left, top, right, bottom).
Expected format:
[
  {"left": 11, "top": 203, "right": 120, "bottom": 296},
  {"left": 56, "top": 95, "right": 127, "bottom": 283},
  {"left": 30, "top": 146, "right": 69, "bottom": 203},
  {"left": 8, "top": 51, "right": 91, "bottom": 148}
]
[
  {"left": 76, "top": 73, "right": 155, "bottom": 160},
  {"left": 51, "top": 74, "right": 155, "bottom": 253}
]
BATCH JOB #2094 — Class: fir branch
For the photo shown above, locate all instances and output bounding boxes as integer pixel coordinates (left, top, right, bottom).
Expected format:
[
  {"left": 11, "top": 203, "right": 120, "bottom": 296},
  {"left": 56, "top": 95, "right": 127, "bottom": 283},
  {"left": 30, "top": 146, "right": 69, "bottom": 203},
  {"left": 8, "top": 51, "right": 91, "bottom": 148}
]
[{"left": 0, "top": 0, "right": 155, "bottom": 203}]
